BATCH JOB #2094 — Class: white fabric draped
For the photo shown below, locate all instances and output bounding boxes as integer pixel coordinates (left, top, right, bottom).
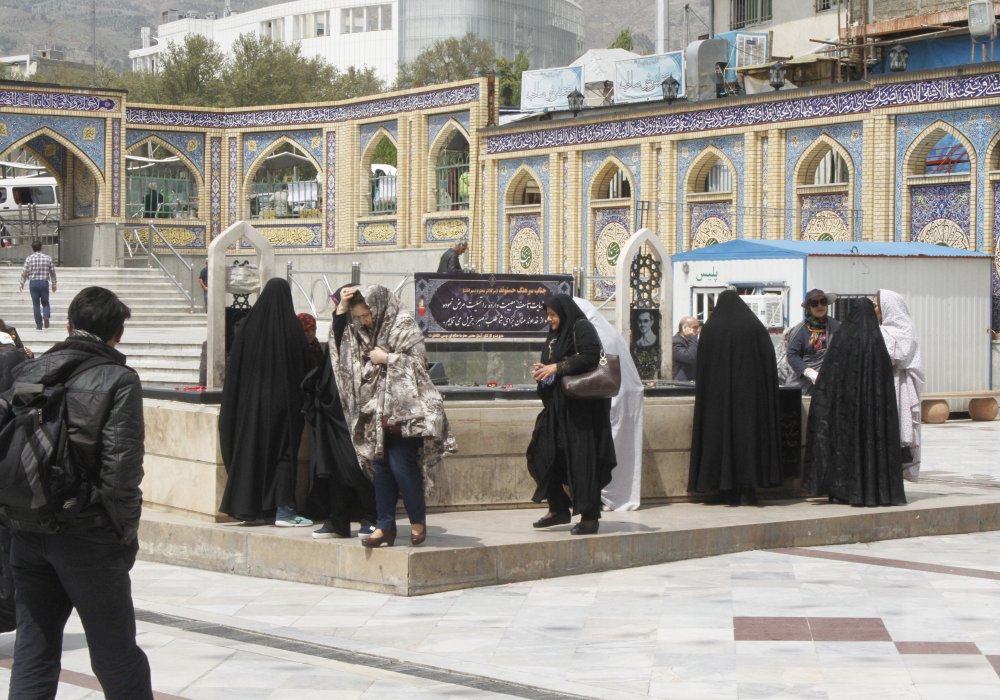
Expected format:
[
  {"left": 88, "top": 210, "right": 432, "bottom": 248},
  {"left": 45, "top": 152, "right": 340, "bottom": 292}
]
[
  {"left": 574, "top": 297, "right": 644, "bottom": 510},
  {"left": 878, "top": 289, "right": 925, "bottom": 482}
]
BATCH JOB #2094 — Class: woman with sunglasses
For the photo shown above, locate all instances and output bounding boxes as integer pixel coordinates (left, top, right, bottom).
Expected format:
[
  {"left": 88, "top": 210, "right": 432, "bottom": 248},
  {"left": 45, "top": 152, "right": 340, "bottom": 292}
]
[{"left": 787, "top": 289, "right": 842, "bottom": 396}]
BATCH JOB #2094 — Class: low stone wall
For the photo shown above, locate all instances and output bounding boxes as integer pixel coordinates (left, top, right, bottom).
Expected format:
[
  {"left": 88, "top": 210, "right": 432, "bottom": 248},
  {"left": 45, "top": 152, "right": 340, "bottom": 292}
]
[{"left": 142, "top": 395, "right": 806, "bottom": 522}]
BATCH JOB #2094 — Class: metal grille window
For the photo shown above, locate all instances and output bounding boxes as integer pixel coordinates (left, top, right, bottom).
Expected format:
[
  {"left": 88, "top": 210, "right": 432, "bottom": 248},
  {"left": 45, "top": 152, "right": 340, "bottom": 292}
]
[
  {"left": 436, "top": 151, "right": 470, "bottom": 211},
  {"left": 705, "top": 162, "right": 733, "bottom": 193},
  {"left": 730, "top": 0, "right": 773, "bottom": 30},
  {"left": 815, "top": 0, "right": 834, "bottom": 11},
  {"left": 370, "top": 169, "right": 397, "bottom": 215},
  {"left": 813, "top": 151, "right": 849, "bottom": 185}
]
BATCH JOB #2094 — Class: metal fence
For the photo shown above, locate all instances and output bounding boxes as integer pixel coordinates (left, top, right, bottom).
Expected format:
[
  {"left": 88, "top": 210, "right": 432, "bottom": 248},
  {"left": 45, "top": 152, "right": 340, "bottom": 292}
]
[{"left": 0, "top": 206, "right": 60, "bottom": 265}]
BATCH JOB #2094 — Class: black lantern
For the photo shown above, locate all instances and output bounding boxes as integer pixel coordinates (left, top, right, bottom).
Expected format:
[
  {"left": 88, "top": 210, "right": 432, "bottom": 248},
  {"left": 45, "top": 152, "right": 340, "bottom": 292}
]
[
  {"left": 888, "top": 43, "right": 910, "bottom": 72},
  {"left": 567, "top": 88, "right": 584, "bottom": 115},
  {"left": 661, "top": 75, "right": 680, "bottom": 103},
  {"left": 768, "top": 61, "right": 787, "bottom": 91}
]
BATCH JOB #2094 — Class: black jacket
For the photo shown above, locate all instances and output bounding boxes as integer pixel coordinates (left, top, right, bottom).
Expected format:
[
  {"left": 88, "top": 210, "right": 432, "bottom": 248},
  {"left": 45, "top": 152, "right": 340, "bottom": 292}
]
[
  {"left": 671, "top": 333, "right": 698, "bottom": 381},
  {"left": 10, "top": 338, "right": 145, "bottom": 543}
]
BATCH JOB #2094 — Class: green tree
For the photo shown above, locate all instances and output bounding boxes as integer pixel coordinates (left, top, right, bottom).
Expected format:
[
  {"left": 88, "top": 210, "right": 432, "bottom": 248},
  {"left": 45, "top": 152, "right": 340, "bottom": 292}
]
[
  {"left": 495, "top": 49, "right": 529, "bottom": 106},
  {"left": 330, "top": 66, "right": 385, "bottom": 101},
  {"left": 157, "top": 35, "right": 225, "bottom": 106},
  {"left": 397, "top": 33, "right": 495, "bottom": 88},
  {"left": 609, "top": 29, "right": 634, "bottom": 51},
  {"left": 371, "top": 137, "right": 397, "bottom": 168},
  {"left": 222, "top": 34, "right": 340, "bottom": 107}
]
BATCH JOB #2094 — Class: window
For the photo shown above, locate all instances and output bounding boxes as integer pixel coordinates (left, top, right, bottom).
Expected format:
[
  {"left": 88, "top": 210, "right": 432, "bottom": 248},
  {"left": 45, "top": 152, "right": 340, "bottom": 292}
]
[
  {"left": 435, "top": 132, "right": 470, "bottom": 211},
  {"left": 366, "top": 7, "right": 379, "bottom": 31},
  {"left": 705, "top": 162, "right": 732, "bottom": 193},
  {"left": 813, "top": 150, "right": 849, "bottom": 185},
  {"left": 730, "top": 0, "right": 773, "bottom": 30},
  {"left": 815, "top": 0, "right": 834, "bottom": 11},
  {"left": 315, "top": 11, "right": 327, "bottom": 36},
  {"left": 380, "top": 4, "right": 392, "bottom": 30},
  {"left": 369, "top": 136, "right": 397, "bottom": 215},
  {"left": 0, "top": 189, "right": 6, "bottom": 204},
  {"left": 13, "top": 186, "right": 56, "bottom": 205},
  {"left": 126, "top": 141, "right": 199, "bottom": 219},
  {"left": 247, "top": 143, "right": 318, "bottom": 220},
  {"left": 925, "top": 134, "right": 970, "bottom": 174}
]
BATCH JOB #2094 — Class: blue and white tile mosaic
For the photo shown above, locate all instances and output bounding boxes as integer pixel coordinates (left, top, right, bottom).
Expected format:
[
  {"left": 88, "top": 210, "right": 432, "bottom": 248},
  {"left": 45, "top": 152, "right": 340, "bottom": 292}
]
[
  {"left": 909, "top": 183, "right": 972, "bottom": 247},
  {"left": 111, "top": 119, "right": 121, "bottom": 217},
  {"left": 592, "top": 207, "right": 630, "bottom": 299},
  {"left": 210, "top": 137, "right": 222, "bottom": 237},
  {"left": 486, "top": 72, "right": 1000, "bottom": 154},
  {"left": 72, "top": 163, "right": 97, "bottom": 219},
  {"left": 583, "top": 147, "right": 640, "bottom": 278},
  {"left": 785, "top": 123, "right": 863, "bottom": 240},
  {"left": 677, "top": 136, "right": 743, "bottom": 250},
  {"left": 126, "top": 85, "right": 480, "bottom": 129},
  {"left": 23, "top": 134, "right": 66, "bottom": 180},
  {"left": 360, "top": 121, "right": 398, "bottom": 154},
  {"left": 228, "top": 136, "right": 239, "bottom": 227},
  {"left": 242, "top": 130, "right": 323, "bottom": 173},
  {"left": 993, "top": 182, "right": 1000, "bottom": 330},
  {"left": 895, "top": 107, "right": 1000, "bottom": 247},
  {"left": 508, "top": 214, "right": 543, "bottom": 274},
  {"left": 761, "top": 136, "right": 769, "bottom": 238},
  {"left": 325, "top": 133, "right": 336, "bottom": 247},
  {"left": 428, "top": 112, "right": 470, "bottom": 149},
  {"left": 126, "top": 129, "right": 205, "bottom": 176},
  {"left": 0, "top": 114, "right": 105, "bottom": 175},
  {"left": 497, "top": 156, "right": 549, "bottom": 270},
  {"left": 689, "top": 201, "right": 735, "bottom": 248},
  {"left": 0, "top": 89, "right": 117, "bottom": 112},
  {"left": 800, "top": 193, "right": 852, "bottom": 241}
]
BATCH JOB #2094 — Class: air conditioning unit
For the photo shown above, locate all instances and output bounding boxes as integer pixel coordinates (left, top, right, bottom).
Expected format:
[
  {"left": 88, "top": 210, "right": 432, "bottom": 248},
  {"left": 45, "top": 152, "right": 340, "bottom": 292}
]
[
  {"left": 740, "top": 295, "right": 784, "bottom": 329},
  {"left": 734, "top": 33, "right": 768, "bottom": 69},
  {"left": 969, "top": 0, "right": 997, "bottom": 42}
]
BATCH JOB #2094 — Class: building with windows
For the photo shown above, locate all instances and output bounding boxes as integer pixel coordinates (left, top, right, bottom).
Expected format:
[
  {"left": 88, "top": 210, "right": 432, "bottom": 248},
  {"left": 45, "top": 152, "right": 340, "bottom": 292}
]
[
  {"left": 712, "top": 1, "right": 842, "bottom": 58},
  {"left": 129, "top": 0, "right": 584, "bottom": 84}
]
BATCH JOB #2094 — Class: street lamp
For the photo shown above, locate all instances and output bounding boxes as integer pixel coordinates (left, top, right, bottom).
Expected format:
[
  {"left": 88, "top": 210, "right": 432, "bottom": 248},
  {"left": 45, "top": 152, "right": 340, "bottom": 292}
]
[
  {"left": 768, "top": 61, "right": 787, "bottom": 91},
  {"left": 661, "top": 75, "right": 680, "bottom": 103},
  {"left": 888, "top": 43, "right": 910, "bottom": 72},
  {"left": 567, "top": 89, "right": 584, "bottom": 116}
]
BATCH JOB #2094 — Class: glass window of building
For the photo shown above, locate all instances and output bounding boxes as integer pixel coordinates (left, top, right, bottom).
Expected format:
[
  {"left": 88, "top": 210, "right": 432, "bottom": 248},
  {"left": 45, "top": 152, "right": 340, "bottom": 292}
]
[
  {"left": 380, "top": 4, "right": 392, "bottom": 30},
  {"left": 924, "top": 133, "right": 970, "bottom": 174},
  {"left": 125, "top": 141, "right": 199, "bottom": 219},
  {"left": 813, "top": 150, "right": 849, "bottom": 185},
  {"left": 705, "top": 162, "right": 732, "bottom": 193},
  {"left": 248, "top": 143, "right": 319, "bottom": 220}
]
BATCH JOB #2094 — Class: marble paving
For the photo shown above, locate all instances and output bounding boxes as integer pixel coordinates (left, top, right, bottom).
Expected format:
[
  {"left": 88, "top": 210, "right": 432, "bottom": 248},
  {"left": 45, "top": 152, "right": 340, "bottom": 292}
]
[{"left": 0, "top": 420, "right": 996, "bottom": 698}]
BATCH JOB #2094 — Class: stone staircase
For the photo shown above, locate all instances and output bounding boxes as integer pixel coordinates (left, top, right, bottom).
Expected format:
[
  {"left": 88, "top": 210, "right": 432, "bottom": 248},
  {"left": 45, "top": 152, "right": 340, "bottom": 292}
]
[{"left": 1, "top": 265, "right": 206, "bottom": 385}]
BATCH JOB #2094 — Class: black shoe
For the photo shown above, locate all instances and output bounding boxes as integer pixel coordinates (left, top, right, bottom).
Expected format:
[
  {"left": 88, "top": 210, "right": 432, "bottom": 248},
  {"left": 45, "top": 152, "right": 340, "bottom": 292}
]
[
  {"left": 43, "top": 317, "right": 49, "bottom": 329},
  {"left": 571, "top": 520, "right": 599, "bottom": 535},
  {"left": 532, "top": 511, "right": 571, "bottom": 528}
]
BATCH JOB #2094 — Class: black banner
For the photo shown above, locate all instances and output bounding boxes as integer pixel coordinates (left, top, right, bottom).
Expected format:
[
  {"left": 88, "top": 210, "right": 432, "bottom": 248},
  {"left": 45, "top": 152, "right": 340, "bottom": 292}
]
[{"left": 414, "top": 273, "right": 574, "bottom": 339}]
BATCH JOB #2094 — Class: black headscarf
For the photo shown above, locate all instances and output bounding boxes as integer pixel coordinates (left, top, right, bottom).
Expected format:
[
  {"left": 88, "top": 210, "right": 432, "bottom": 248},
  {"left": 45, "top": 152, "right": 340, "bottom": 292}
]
[
  {"left": 689, "top": 290, "right": 783, "bottom": 495},
  {"left": 527, "top": 294, "right": 616, "bottom": 516},
  {"left": 803, "top": 298, "right": 905, "bottom": 506},
  {"left": 219, "top": 277, "right": 313, "bottom": 520}
]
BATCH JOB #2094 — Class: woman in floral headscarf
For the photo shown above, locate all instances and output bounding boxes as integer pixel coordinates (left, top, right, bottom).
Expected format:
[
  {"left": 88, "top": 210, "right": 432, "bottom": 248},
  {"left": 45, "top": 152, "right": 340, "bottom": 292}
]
[
  {"left": 330, "top": 285, "right": 456, "bottom": 547},
  {"left": 787, "top": 289, "right": 842, "bottom": 396},
  {"left": 876, "top": 289, "right": 925, "bottom": 482}
]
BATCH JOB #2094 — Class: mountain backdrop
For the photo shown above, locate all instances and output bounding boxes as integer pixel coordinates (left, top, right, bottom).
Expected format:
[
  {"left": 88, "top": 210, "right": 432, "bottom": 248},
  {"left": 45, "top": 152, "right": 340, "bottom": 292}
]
[{"left": 0, "top": 0, "right": 709, "bottom": 73}]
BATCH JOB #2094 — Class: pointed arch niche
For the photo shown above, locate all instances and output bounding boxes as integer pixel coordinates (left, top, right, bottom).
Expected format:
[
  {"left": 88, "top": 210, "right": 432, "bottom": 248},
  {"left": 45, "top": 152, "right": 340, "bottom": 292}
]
[
  {"left": 503, "top": 167, "right": 545, "bottom": 274},
  {"left": 126, "top": 136, "right": 204, "bottom": 221},
  {"left": 244, "top": 138, "right": 321, "bottom": 222},
  {"left": 985, "top": 131, "right": 1000, "bottom": 331},
  {"left": 589, "top": 158, "right": 634, "bottom": 299},
  {"left": 1, "top": 128, "right": 104, "bottom": 221},
  {"left": 793, "top": 136, "right": 854, "bottom": 242},
  {"left": 902, "top": 122, "right": 974, "bottom": 248},
  {"left": 428, "top": 122, "right": 470, "bottom": 212},
  {"left": 361, "top": 129, "right": 397, "bottom": 218},
  {"left": 684, "top": 148, "right": 737, "bottom": 250}
]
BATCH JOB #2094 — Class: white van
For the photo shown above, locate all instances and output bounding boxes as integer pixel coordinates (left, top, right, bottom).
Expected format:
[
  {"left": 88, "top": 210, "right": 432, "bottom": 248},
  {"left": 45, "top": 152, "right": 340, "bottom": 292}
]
[{"left": 0, "top": 177, "right": 59, "bottom": 217}]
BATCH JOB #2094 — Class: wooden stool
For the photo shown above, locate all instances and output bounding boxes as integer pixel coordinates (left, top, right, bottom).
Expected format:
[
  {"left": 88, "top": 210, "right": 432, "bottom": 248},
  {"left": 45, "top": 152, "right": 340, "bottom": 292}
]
[{"left": 968, "top": 397, "right": 999, "bottom": 421}]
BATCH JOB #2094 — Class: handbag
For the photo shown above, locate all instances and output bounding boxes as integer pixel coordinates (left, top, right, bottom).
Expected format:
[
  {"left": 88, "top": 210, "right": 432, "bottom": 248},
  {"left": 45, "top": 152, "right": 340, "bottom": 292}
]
[{"left": 559, "top": 321, "right": 622, "bottom": 399}]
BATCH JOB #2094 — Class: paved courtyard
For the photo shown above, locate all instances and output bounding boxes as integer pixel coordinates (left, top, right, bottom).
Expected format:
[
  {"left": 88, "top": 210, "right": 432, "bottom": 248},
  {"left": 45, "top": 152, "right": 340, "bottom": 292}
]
[{"left": 0, "top": 418, "right": 997, "bottom": 699}]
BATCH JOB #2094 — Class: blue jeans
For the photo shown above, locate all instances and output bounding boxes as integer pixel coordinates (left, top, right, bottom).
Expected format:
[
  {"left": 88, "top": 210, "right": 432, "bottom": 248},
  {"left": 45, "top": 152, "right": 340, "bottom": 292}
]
[
  {"left": 9, "top": 529, "right": 153, "bottom": 700},
  {"left": 373, "top": 435, "right": 425, "bottom": 532},
  {"left": 29, "top": 280, "right": 50, "bottom": 329}
]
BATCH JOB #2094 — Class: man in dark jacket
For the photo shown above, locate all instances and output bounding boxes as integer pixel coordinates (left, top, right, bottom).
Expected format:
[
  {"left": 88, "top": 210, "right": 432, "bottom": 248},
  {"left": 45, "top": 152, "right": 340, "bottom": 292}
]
[
  {"left": 436, "top": 238, "right": 467, "bottom": 273},
  {"left": 671, "top": 316, "right": 700, "bottom": 381},
  {"left": 6, "top": 286, "right": 153, "bottom": 699}
]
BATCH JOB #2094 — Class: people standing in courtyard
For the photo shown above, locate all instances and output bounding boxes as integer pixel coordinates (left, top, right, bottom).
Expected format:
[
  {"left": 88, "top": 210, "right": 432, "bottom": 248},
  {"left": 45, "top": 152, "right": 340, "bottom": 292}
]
[
  {"left": 803, "top": 298, "right": 906, "bottom": 506},
  {"left": 575, "top": 297, "right": 643, "bottom": 511},
  {"left": 19, "top": 240, "right": 57, "bottom": 331},
  {"left": 787, "top": 289, "right": 841, "bottom": 396},
  {"left": 219, "top": 278, "right": 314, "bottom": 527},
  {"left": 876, "top": 289, "right": 925, "bottom": 483},
  {"left": 688, "top": 290, "right": 782, "bottom": 505},
  {"left": 331, "top": 285, "right": 455, "bottom": 548},
  {"left": 4, "top": 286, "right": 153, "bottom": 699},
  {"left": 671, "top": 315, "right": 700, "bottom": 381},
  {"left": 527, "top": 295, "right": 617, "bottom": 534},
  {"left": 437, "top": 238, "right": 467, "bottom": 274}
]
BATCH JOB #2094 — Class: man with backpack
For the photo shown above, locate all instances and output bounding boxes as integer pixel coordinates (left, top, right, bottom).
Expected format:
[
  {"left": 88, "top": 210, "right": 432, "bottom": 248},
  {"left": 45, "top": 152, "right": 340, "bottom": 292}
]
[{"left": 0, "top": 286, "right": 153, "bottom": 699}]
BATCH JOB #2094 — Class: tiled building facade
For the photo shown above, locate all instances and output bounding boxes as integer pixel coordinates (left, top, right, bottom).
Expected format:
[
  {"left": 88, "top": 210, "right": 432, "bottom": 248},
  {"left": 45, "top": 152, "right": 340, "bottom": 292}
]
[{"left": 1, "top": 65, "right": 999, "bottom": 326}]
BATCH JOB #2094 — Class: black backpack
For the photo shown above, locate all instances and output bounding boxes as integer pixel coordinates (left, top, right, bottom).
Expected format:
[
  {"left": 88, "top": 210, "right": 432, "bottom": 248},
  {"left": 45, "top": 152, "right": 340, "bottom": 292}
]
[{"left": 0, "top": 356, "right": 113, "bottom": 533}]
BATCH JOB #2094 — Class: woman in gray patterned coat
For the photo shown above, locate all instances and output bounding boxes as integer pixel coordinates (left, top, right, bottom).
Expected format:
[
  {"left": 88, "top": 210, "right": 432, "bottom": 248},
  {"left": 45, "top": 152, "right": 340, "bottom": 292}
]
[{"left": 330, "top": 285, "right": 456, "bottom": 547}]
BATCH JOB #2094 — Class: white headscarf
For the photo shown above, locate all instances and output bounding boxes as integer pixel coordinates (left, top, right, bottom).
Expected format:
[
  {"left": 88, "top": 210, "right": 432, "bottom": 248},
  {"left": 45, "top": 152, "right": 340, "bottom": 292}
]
[
  {"left": 878, "top": 289, "right": 924, "bottom": 482},
  {"left": 574, "top": 297, "right": 644, "bottom": 511}
]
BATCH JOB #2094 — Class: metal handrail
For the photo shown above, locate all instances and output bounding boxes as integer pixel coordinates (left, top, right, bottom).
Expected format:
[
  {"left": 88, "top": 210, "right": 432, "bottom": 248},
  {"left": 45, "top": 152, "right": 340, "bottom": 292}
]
[{"left": 117, "top": 222, "right": 197, "bottom": 312}]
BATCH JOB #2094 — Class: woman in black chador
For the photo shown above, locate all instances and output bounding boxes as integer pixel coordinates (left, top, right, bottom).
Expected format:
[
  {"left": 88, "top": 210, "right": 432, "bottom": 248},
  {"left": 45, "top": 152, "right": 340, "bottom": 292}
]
[
  {"left": 219, "top": 278, "right": 315, "bottom": 526},
  {"left": 688, "top": 290, "right": 782, "bottom": 505},
  {"left": 527, "top": 295, "right": 616, "bottom": 535},
  {"left": 803, "top": 298, "right": 906, "bottom": 507}
]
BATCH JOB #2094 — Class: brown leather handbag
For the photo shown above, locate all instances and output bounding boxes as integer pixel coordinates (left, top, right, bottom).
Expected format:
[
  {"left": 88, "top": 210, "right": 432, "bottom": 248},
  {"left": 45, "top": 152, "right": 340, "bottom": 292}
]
[{"left": 561, "top": 351, "right": 621, "bottom": 399}]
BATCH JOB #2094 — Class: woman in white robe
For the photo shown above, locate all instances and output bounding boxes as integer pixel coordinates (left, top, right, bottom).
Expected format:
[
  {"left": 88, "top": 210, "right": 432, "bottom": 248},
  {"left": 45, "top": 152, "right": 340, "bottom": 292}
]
[
  {"left": 574, "top": 298, "right": 644, "bottom": 510},
  {"left": 876, "top": 289, "right": 925, "bottom": 482}
]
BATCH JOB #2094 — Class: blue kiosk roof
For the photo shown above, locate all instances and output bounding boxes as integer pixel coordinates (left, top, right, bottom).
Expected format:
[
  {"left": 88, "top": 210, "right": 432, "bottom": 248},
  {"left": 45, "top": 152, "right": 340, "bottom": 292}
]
[{"left": 671, "top": 240, "right": 989, "bottom": 261}]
